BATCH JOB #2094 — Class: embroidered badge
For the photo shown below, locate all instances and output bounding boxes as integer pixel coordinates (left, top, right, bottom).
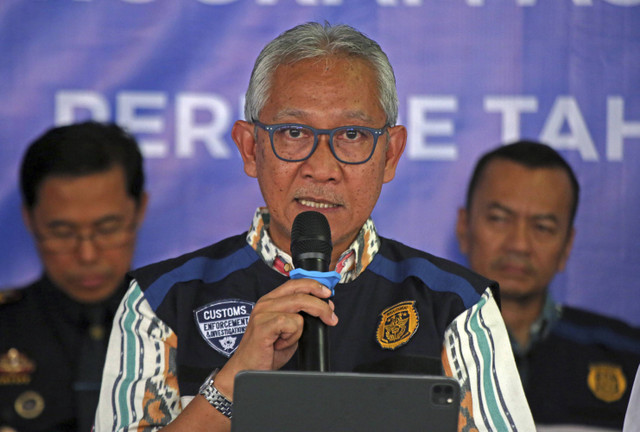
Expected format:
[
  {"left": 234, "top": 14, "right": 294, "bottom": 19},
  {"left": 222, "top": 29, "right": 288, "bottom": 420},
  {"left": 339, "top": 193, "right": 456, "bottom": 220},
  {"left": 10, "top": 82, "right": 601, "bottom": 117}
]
[
  {"left": 194, "top": 299, "right": 254, "bottom": 358},
  {"left": 15, "top": 390, "right": 45, "bottom": 419},
  {"left": 376, "top": 300, "right": 419, "bottom": 350},
  {"left": 587, "top": 363, "right": 627, "bottom": 403},
  {"left": 0, "top": 348, "right": 36, "bottom": 386}
]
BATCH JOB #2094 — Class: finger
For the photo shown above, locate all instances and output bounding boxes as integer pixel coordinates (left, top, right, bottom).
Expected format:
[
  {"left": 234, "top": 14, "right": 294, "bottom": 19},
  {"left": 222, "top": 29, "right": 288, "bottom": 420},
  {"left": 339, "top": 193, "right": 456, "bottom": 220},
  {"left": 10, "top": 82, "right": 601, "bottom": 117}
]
[
  {"left": 261, "top": 278, "right": 332, "bottom": 301},
  {"left": 256, "top": 312, "right": 305, "bottom": 346},
  {"left": 328, "top": 299, "right": 336, "bottom": 311},
  {"left": 256, "top": 292, "right": 338, "bottom": 326},
  {"left": 252, "top": 278, "right": 336, "bottom": 321},
  {"left": 226, "top": 312, "right": 304, "bottom": 370}
]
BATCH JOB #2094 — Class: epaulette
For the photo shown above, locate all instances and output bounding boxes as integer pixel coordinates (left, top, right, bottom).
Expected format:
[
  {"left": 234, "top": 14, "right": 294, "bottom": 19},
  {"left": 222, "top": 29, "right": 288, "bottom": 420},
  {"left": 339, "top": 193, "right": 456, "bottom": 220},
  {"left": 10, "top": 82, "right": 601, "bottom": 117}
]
[{"left": 0, "top": 289, "right": 24, "bottom": 305}]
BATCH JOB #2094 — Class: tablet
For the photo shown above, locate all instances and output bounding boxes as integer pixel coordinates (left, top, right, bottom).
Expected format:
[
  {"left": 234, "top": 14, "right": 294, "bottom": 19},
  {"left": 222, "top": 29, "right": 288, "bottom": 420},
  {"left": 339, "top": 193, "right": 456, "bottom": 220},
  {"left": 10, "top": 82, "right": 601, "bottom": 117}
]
[{"left": 231, "top": 370, "right": 460, "bottom": 432}]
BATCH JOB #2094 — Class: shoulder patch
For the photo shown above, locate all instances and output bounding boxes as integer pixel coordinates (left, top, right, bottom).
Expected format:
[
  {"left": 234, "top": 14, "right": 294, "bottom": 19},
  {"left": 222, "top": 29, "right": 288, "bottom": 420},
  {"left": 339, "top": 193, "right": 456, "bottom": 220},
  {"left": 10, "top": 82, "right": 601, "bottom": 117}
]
[
  {"left": 194, "top": 299, "right": 254, "bottom": 358},
  {"left": 587, "top": 362, "right": 627, "bottom": 403},
  {"left": 376, "top": 300, "right": 419, "bottom": 350}
]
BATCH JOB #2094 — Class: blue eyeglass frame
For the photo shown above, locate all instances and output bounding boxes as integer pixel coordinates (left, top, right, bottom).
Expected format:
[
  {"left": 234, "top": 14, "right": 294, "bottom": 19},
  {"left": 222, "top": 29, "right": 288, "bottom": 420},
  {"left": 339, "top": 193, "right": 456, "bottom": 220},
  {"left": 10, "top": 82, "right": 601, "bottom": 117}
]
[{"left": 253, "top": 121, "right": 389, "bottom": 165}]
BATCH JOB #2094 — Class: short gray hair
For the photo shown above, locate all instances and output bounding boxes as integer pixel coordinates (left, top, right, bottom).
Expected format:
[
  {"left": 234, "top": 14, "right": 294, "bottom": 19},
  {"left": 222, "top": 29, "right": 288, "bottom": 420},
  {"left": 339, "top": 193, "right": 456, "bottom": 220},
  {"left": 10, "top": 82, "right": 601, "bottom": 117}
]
[{"left": 244, "top": 22, "right": 399, "bottom": 126}]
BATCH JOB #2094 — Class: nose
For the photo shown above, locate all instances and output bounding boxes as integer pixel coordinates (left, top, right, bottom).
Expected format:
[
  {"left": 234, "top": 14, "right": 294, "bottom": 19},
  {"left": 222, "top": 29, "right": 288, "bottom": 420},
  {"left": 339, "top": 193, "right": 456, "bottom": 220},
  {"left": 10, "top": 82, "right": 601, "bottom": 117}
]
[
  {"left": 301, "top": 134, "right": 341, "bottom": 181},
  {"left": 504, "top": 219, "right": 532, "bottom": 254},
  {"left": 76, "top": 234, "right": 100, "bottom": 263}
]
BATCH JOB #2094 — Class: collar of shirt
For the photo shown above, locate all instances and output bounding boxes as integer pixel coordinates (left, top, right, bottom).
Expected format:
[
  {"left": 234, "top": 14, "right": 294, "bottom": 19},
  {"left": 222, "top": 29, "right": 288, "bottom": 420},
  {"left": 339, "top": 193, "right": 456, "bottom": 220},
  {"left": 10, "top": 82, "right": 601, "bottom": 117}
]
[
  {"left": 245, "top": 207, "right": 380, "bottom": 283},
  {"left": 510, "top": 293, "right": 563, "bottom": 356}
]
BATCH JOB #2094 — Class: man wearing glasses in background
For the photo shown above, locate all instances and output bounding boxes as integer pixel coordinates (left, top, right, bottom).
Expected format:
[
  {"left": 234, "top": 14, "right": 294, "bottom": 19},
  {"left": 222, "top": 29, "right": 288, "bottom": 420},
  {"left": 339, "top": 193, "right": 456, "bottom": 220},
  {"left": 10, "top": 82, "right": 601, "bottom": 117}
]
[
  {"left": 96, "top": 22, "right": 534, "bottom": 432},
  {"left": 0, "top": 121, "right": 148, "bottom": 432}
]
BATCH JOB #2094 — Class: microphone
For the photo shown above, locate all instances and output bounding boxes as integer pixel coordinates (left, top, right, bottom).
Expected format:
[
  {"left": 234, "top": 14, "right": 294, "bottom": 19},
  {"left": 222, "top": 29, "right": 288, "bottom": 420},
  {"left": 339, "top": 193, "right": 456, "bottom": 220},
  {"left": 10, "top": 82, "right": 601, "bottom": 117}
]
[{"left": 290, "top": 211, "right": 333, "bottom": 372}]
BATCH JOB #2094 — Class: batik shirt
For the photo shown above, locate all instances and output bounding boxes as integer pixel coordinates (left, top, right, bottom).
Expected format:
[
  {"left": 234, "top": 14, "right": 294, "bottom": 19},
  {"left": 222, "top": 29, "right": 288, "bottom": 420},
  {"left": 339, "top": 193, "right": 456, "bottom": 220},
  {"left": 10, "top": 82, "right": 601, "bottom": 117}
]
[{"left": 95, "top": 208, "right": 535, "bottom": 432}]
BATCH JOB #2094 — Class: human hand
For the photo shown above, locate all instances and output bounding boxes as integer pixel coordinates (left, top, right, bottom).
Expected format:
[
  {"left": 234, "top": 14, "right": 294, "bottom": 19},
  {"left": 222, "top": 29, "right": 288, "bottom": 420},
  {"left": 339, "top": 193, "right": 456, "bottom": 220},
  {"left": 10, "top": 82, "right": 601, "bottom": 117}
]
[{"left": 212, "top": 278, "right": 338, "bottom": 397}]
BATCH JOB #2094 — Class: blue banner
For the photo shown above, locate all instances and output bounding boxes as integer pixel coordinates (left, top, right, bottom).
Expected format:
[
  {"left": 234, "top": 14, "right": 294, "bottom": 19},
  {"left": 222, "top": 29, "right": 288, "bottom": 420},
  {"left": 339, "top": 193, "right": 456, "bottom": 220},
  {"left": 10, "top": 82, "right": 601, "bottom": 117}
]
[{"left": 1, "top": 0, "right": 639, "bottom": 325}]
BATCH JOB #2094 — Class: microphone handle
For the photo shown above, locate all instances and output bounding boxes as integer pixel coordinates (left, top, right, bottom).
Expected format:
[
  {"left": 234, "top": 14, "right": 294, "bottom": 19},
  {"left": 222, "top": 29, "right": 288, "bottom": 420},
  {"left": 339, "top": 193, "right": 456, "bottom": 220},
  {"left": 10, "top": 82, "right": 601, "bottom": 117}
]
[
  {"left": 300, "top": 313, "right": 330, "bottom": 371},
  {"left": 296, "top": 257, "right": 330, "bottom": 372}
]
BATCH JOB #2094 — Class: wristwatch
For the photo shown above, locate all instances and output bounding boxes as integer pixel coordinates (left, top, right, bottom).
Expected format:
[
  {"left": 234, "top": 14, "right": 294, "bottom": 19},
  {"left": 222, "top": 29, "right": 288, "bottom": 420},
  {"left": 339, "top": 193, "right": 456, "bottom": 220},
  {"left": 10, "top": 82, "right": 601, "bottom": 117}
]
[{"left": 199, "top": 368, "right": 233, "bottom": 419}]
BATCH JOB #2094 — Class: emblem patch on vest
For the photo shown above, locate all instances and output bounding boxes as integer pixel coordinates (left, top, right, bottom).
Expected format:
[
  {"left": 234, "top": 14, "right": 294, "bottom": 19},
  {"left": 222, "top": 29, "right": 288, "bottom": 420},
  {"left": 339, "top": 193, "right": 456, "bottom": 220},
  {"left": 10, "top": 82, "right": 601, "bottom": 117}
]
[
  {"left": 587, "top": 363, "right": 627, "bottom": 403},
  {"left": 376, "top": 300, "right": 419, "bottom": 350},
  {"left": 194, "top": 299, "right": 254, "bottom": 358}
]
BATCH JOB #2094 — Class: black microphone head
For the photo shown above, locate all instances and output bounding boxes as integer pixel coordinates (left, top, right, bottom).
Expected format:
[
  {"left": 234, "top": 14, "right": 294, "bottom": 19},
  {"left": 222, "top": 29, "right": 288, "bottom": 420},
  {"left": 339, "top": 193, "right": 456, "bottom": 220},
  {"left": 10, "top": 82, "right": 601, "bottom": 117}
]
[{"left": 291, "top": 211, "right": 333, "bottom": 270}]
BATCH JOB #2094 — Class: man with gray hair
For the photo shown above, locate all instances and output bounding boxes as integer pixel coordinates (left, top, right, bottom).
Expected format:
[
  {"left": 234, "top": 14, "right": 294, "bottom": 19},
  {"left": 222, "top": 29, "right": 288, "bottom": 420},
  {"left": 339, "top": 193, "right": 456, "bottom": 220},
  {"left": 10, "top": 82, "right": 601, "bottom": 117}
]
[{"left": 96, "top": 22, "right": 534, "bottom": 431}]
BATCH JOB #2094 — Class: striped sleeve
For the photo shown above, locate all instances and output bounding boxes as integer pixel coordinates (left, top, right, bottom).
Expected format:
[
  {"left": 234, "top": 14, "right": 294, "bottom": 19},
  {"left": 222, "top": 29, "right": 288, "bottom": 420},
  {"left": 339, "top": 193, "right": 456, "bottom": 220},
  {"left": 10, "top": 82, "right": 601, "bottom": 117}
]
[
  {"left": 442, "top": 288, "right": 536, "bottom": 432},
  {"left": 95, "top": 280, "right": 182, "bottom": 432}
]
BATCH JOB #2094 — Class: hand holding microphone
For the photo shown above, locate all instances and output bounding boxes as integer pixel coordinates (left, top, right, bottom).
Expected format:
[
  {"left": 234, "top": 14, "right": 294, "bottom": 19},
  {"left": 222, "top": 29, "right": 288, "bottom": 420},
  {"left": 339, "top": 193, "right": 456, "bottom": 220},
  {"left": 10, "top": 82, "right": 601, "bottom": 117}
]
[
  {"left": 220, "top": 211, "right": 339, "bottom": 382},
  {"left": 290, "top": 211, "right": 340, "bottom": 372}
]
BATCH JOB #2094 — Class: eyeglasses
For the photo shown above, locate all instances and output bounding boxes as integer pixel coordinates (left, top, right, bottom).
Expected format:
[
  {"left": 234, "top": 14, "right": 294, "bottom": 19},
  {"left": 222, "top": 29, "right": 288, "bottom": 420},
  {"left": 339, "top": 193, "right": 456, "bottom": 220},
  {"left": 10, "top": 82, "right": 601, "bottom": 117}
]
[
  {"left": 253, "top": 121, "right": 389, "bottom": 165},
  {"left": 34, "top": 217, "right": 138, "bottom": 254}
]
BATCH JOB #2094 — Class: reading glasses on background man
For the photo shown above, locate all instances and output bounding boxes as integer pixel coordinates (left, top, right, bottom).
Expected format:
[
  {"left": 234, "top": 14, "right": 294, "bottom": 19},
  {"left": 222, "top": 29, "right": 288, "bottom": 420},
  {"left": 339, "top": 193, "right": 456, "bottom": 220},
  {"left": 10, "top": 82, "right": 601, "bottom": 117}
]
[
  {"left": 34, "top": 218, "right": 137, "bottom": 254},
  {"left": 253, "top": 121, "right": 389, "bottom": 165}
]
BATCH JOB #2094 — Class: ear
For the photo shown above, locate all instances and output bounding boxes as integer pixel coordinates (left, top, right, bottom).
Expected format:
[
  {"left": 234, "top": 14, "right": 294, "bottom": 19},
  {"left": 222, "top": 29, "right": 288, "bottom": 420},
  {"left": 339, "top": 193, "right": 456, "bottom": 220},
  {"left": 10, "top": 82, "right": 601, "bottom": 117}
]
[
  {"left": 557, "top": 227, "right": 575, "bottom": 272},
  {"left": 232, "top": 120, "right": 258, "bottom": 178},
  {"left": 382, "top": 125, "right": 407, "bottom": 183},
  {"left": 455, "top": 207, "right": 470, "bottom": 255},
  {"left": 21, "top": 205, "right": 35, "bottom": 234},
  {"left": 134, "top": 192, "right": 149, "bottom": 228}
]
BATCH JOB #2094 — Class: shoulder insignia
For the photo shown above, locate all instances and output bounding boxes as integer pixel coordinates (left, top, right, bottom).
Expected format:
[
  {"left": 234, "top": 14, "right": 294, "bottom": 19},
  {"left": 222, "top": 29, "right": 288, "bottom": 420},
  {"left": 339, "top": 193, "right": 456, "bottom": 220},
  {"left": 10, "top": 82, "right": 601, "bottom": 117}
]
[
  {"left": 14, "top": 390, "right": 45, "bottom": 419},
  {"left": 587, "top": 362, "right": 627, "bottom": 403},
  {"left": 376, "top": 300, "right": 419, "bottom": 350},
  {"left": 194, "top": 299, "right": 254, "bottom": 358},
  {"left": 0, "top": 348, "right": 36, "bottom": 386},
  {"left": 0, "top": 289, "right": 23, "bottom": 305}
]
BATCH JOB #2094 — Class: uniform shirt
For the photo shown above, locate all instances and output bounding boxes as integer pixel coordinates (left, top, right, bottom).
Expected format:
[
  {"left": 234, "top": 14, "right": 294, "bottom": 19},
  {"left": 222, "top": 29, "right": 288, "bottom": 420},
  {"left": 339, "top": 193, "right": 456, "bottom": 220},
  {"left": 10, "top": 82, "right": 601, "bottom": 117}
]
[
  {"left": 0, "top": 275, "right": 127, "bottom": 432},
  {"left": 513, "top": 297, "right": 640, "bottom": 431},
  {"left": 623, "top": 365, "right": 640, "bottom": 431},
  {"left": 95, "top": 209, "right": 534, "bottom": 431}
]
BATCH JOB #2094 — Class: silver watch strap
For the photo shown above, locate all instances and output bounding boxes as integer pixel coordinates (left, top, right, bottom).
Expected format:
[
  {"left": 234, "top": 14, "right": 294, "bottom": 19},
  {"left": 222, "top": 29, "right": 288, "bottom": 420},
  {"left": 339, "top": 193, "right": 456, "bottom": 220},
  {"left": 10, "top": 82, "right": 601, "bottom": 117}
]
[{"left": 199, "top": 369, "right": 233, "bottom": 419}]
